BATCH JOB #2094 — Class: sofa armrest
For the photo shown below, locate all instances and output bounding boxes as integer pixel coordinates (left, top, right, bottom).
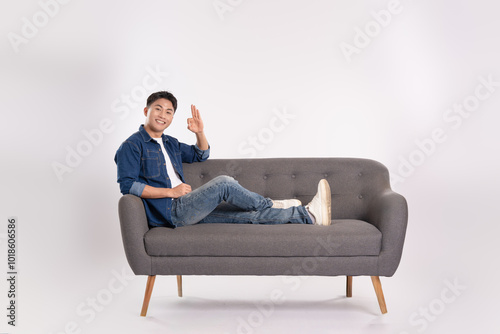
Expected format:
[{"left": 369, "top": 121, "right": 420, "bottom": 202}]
[
  {"left": 118, "top": 194, "right": 152, "bottom": 275},
  {"left": 366, "top": 190, "right": 409, "bottom": 276}
]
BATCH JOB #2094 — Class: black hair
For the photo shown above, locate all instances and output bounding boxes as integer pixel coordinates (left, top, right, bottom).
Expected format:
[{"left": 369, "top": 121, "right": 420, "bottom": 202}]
[{"left": 146, "top": 91, "right": 178, "bottom": 112}]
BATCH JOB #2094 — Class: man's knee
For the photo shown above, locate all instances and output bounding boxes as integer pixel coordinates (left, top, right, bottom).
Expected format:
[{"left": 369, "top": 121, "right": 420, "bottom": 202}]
[{"left": 213, "top": 175, "right": 236, "bottom": 184}]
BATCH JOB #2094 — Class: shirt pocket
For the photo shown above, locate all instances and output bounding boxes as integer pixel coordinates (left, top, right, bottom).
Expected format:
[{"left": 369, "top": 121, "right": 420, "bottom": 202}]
[{"left": 142, "top": 150, "right": 161, "bottom": 179}]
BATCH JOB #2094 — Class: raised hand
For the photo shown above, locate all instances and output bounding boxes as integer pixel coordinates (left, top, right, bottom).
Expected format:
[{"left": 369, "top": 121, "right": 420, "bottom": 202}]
[{"left": 187, "top": 104, "right": 204, "bottom": 134}]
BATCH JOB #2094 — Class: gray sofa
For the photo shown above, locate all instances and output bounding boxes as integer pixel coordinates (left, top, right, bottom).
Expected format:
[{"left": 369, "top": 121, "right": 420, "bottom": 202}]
[{"left": 118, "top": 158, "right": 408, "bottom": 316}]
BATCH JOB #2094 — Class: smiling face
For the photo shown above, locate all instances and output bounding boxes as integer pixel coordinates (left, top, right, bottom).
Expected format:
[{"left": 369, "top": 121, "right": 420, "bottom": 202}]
[{"left": 143, "top": 98, "right": 175, "bottom": 138}]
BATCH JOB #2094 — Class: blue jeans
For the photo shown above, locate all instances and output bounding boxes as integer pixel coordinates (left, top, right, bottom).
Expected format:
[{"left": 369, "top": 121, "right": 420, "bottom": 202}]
[{"left": 171, "top": 175, "right": 312, "bottom": 227}]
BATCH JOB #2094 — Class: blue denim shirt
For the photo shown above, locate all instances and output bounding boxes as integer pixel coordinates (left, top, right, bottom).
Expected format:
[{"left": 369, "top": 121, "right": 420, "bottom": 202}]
[{"left": 114, "top": 125, "right": 210, "bottom": 228}]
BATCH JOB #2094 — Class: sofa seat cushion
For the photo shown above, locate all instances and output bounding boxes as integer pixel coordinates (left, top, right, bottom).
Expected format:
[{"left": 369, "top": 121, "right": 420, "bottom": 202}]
[{"left": 144, "top": 219, "right": 381, "bottom": 257}]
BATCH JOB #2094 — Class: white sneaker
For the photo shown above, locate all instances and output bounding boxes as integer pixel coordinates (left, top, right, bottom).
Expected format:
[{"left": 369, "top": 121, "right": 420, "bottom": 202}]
[
  {"left": 272, "top": 199, "right": 302, "bottom": 209},
  {"left": 305, "top": 179, "right": 332, "bottom": 226}
]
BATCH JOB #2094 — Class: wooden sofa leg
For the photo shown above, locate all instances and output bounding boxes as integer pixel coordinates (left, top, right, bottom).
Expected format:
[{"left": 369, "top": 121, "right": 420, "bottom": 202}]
[
  {"left": 371, "top": 276, "right": 388, "bottom": 314},
  {"left": 177, "top": 275, "right": 183, "bottom": 297},
  {"left": 140, "top": 275, "right": 156, "bottom": 317},
  {"left": 346, "top": 276, "right": 353, "bottom": 297}
]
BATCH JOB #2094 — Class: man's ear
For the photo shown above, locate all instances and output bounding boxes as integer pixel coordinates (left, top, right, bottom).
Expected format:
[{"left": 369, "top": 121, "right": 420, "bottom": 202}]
[{"left": 144, "top": 107, "right": 149, "bottom": 117}]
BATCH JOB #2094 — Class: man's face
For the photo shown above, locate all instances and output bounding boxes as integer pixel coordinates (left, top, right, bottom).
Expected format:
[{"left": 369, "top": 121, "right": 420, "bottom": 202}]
[{"left": 144, "top": 98, "right": 175, "bottom": 137}]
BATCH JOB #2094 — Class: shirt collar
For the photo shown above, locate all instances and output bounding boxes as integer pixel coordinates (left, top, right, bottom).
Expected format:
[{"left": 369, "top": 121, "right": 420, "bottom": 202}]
[{"left": 138, "top": 124, "right": 169, "bottom": 143}]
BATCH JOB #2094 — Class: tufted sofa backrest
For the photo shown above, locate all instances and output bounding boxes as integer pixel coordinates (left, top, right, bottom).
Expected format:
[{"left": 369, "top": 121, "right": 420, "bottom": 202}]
[{"left": 182, "top": 158, "right": 391, "bottom": 220}]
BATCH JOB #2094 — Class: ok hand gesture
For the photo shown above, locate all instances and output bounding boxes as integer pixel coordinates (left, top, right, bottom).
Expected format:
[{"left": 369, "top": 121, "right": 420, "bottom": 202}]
[{"left": 187, "top": 105, "right": 204, "bottom": 134}]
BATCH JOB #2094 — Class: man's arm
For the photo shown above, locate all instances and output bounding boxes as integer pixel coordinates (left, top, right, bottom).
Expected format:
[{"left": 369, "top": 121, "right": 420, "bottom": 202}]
[
  {"left": 141, "top": 184, "right": 191, "bottom": 199},
  {"left": 115, "top": 140, "right": 192, "bottom": 199},
  {"left": 115, "top": 140, "right": 143, "bottom": 196},
  {"left": 195, "top": 130, "right": 209, "bottom": 151}
]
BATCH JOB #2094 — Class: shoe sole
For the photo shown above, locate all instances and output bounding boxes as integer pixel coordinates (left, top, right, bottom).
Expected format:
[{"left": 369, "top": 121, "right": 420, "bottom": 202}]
[{"left": 319, "top": 179, "right": 332, "bottom": 226}]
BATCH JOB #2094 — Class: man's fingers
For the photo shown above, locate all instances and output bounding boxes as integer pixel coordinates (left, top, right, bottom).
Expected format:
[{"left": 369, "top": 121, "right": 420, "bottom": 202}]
[
  {"left": 191, "top": 104, "right": 196, "bottom": 118},
  {"left": 174, "top": 183, "right": 192, "bottom": 197},
  {"left": 191, "top": 104, "right": 201, "bottom": 120}
]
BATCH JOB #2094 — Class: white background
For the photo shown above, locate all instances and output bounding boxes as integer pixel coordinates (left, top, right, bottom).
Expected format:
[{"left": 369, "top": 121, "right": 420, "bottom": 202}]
[{"left": 1, "top": 0, "right": 499, "bottom": 333}]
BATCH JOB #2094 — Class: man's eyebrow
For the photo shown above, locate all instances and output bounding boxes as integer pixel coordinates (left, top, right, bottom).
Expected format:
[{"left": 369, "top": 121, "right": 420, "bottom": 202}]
[{"left": 153, "top": 104, "right": 173, "bottom": 111}]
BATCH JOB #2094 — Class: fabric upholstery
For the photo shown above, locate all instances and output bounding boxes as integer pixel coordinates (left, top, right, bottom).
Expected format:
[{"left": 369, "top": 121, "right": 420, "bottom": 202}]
[
  {"left": 145, "top": 220, "right": 381, "bottom": 257},
  {"left": 182, "top": 158, "right": 391, "bottom": 220},
  {"left": 150, "top": 256, "right": 380, "bottom": 276}
]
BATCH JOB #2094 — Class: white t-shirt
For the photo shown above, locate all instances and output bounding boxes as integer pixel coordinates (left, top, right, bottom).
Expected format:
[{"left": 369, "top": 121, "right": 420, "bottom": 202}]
[{"left": 153, "top": 137, "right": 183, "bottom": 188}]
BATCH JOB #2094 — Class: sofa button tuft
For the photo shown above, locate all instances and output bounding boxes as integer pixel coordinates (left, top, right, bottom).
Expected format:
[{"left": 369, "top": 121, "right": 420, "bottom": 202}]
[
  {"left": 358, "top": 195, "right": 363, "bottom": 199},
  {"left": 263, "top": 175, "right": 268, "bottom": 180},
  {"left": 291, "top": 174, "right": 296, "bottom": 179},
  {"left": 358, "top": 172, "right": 363, "bottom": 177},
  {"left": 199, "top": 174, "right": 204, "bottom": 178}
]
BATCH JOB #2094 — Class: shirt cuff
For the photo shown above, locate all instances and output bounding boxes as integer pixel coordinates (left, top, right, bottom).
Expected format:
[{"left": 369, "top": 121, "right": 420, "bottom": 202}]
[
  {"left": 129, "top": 181, "right": 146, "bottom": 197},
  {"left": 194, "top": 145, "right": 210, "bottom": 160}
]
